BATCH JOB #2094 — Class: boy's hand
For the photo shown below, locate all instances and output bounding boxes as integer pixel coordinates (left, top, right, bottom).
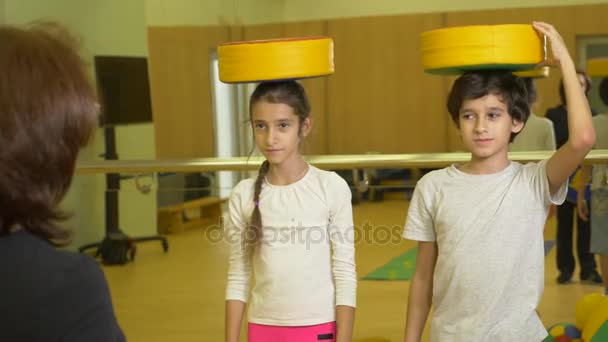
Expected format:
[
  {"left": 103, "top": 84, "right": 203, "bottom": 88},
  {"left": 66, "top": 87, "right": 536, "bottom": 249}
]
[{"left": 532, "top": 22, "right": 571, "bottom": 67}]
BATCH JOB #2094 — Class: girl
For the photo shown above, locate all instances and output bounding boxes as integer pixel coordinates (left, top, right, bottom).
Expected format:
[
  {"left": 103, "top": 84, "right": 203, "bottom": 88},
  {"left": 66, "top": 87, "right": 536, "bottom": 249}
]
[{"left": 225, "top": 81, "right": 357, "bottom": 342}]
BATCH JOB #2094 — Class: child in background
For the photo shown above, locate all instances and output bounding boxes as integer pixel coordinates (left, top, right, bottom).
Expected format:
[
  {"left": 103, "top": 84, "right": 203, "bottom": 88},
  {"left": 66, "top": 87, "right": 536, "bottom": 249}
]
[
  {"left": 577, "top": 77, "right": 608, "bottom": 294},
  {"left": 546, "top": 68, "right": 602, "bottom": 284}
]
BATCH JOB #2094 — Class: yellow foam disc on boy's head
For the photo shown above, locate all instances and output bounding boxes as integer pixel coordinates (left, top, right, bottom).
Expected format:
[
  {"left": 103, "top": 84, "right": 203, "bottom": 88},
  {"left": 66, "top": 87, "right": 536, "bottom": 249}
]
[
  {"left": 587, "top": 58, "right": 608, "bottom": 77},
  {"left": 218, "top": 36, "right": 334, "bottom": 83},
  {"left": 514, "top": 66, "right": 550, "bottom": 78},
  {"left": 421, "top": 24, "right": 545, "bottom": 75}
]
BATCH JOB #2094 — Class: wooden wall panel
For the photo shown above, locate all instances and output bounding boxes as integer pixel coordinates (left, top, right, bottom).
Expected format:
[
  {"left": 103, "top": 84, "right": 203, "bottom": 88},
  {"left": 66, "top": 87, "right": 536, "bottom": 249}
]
[
  {"left": 228, "top": 25, "right": 244, "bottom": 42},
  {"left": 243, "top": 23, "right": 283, "bottom": 40},
  {"left": 572, "top": 4, "right": 608, "bottom": 36},
  {"left": 327, "top": 14, "right": 446, "bottom": 154},
  {"left": 147, "top": 26, "right": 230, "bottom": 158}
]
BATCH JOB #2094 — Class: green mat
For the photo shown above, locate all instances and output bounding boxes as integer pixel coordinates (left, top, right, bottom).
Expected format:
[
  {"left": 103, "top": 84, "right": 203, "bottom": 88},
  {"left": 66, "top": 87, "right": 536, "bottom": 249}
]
[
  {"left": 362, "top": 247, "right": 418, "bottom": 281},
  {"left": 592, "top": 321, "right": 608, "bottom": 341},
  {"left": 363, "top": 241, "right": 556, "bottom": 281}
]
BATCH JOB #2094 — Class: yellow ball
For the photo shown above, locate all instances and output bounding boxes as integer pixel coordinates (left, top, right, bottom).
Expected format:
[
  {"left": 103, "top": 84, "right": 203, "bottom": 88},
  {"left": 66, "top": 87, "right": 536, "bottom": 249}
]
[
  {"left": 576, "top": 293, "right": 604, "bottom": 329},
  {"left": 550, "top": 325, "right": 566, "bottom": 336},
  {"left": 582, "top": 296, "right": 608, "bottom": 341}
]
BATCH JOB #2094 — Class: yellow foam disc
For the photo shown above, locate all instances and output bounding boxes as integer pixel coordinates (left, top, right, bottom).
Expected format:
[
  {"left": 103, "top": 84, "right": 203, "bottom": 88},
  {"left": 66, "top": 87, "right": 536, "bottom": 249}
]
[
  {"left": 514, "top": 66, "right": 550, "bottom": 78},
  {"left": 587, "top": 58, "right": 608, "bottom": 77},
  {"left": 218, "top": 37, "right": 334, "bottom": 83},
  {"left": 421, "top": 24, "right": 545, "bottom": 75}
]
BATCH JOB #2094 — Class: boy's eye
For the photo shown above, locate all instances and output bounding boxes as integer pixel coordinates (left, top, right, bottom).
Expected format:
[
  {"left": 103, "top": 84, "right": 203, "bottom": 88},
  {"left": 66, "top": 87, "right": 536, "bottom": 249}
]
[
  {"left": 279, "top": 122, "right": 290, "bottom": 128},
  {"left": 488, "top": 112, "right": 501, "bottom": 119},
  {"left": 254, "top": 123, "right": 266, "bottom": 129},
  {"left": 461, "top": 113, "right": 474, "bottom": 120}
]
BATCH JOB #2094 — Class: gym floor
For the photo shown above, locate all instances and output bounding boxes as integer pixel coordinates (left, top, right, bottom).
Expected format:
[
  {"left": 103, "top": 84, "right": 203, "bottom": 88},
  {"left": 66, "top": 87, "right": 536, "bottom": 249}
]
[{"left": 102, "top": 199, "right": 601, "bottom": 342}]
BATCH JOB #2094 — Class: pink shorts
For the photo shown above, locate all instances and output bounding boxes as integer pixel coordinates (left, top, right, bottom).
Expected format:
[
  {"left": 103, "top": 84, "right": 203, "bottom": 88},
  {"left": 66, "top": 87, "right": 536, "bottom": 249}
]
[{"left": 248, "top": 321, "right": 336, "bottom": 342}]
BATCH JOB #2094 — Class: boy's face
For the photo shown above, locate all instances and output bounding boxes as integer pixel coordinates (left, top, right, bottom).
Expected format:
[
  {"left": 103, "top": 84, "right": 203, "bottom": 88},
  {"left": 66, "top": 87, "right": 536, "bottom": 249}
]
[{"left": 458, "top": 93, "right": 524, "bottom": 160}]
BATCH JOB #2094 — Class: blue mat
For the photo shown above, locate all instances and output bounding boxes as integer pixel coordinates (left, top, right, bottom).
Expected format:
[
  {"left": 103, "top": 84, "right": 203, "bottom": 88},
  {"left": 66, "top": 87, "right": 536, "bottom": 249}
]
[{"left": 544, "top": 240, "right": 556, "bottom": 255}]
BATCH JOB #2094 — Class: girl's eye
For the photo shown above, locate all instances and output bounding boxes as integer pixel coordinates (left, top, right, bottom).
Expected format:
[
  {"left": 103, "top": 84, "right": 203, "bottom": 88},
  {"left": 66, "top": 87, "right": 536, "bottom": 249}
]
[{"left": 254, "top": 123, "right": 265, "bottom": 129}]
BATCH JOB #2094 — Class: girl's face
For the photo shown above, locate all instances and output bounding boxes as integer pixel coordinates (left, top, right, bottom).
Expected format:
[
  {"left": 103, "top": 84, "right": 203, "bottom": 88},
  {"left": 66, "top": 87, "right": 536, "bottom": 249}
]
[{"left": 251, "top": 100, "right": 311, "bottom": 167}]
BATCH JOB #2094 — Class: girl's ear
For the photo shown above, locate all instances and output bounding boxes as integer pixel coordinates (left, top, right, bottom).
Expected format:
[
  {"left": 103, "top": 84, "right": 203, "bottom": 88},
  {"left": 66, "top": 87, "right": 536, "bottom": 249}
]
[{"left": 301, "top": 117, "right": 312, "bottom": 137}]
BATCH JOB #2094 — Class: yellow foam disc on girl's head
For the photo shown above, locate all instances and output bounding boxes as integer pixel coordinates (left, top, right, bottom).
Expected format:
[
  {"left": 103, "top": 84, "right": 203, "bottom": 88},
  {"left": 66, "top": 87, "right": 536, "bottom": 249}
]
[
  {"left": 421, "top": 24, "right": 545, "bottom": 75},
  {"left": 587, "top": 58, "right": 608, "bottom": 77},
  {"left": 218, "top": 36, "right": 334, "bottom": 83}
]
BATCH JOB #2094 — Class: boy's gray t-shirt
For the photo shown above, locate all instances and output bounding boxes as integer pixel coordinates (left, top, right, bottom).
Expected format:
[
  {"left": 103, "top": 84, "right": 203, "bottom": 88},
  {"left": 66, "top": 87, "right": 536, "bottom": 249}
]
[{"left": 404, "top": 160, "right": 567, "bottom": 342}]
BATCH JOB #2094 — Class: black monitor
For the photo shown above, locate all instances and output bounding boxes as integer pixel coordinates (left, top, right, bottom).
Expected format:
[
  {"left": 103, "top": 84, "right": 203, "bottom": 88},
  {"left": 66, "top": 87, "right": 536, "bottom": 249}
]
[{"left": 94, "top": 56, "right": 153, "bottom": 125}]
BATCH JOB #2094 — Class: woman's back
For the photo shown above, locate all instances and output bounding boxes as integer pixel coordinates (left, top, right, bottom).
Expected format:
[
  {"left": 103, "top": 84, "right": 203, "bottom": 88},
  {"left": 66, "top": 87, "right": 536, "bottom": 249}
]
[
  {"left": 0, "top": 22, "right": 125, "bottom": 342},
  {"left": 0, "top": 230, "right": 125, "bottom": 341}
]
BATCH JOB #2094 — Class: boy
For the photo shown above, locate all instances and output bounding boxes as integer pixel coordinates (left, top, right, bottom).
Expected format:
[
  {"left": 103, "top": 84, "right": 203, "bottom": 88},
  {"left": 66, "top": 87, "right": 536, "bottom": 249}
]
[{"left": 403, "top": 22, "right": 596, "bottom": 342}]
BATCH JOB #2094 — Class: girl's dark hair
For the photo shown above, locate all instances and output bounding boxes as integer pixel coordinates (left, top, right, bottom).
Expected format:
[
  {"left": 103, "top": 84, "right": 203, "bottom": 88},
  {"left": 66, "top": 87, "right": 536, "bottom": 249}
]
[
  {"left": 0, "top": 22, "right": 98, "bottom": 245},
  {"left": 447, "top": 70, "right": 530, "bottom": 142},
  {"left": 248, "top": 81, "right": 310, "bottom": 250}
]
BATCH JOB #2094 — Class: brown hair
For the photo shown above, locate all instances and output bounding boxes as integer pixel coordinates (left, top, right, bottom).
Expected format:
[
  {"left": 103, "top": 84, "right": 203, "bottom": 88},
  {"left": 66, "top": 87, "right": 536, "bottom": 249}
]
[
  {"left": 247, "top": 81, "right": 310, "bottom": 250},
  {"left": 0, "top": 22, "right": 98, "bottom": 245}
]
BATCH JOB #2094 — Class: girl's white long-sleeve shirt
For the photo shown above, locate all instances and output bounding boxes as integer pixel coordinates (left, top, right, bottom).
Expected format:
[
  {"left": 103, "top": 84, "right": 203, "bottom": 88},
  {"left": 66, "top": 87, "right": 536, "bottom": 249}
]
[{"left": 225, "top": 165, "right": 357, "bottom": 326}]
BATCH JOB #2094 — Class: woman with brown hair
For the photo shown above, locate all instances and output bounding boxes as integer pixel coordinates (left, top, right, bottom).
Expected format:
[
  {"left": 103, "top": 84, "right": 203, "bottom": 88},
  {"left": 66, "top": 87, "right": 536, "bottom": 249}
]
[{"left": 0, "top": 22, "right": 125, "bottom": 341}]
